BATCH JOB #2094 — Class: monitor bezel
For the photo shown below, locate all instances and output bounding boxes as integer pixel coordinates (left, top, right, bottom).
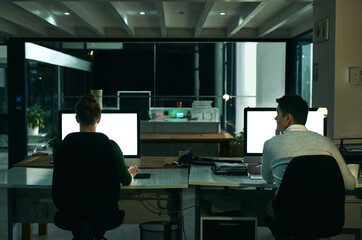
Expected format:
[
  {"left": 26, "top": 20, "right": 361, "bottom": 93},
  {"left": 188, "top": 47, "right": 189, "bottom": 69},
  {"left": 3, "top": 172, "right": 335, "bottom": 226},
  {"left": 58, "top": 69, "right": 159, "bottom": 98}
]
[
  {"left": 59, "top": 109, "right": 140, "bottom": 158},
  {"left": 243, "top": 107, "right": 327, "bottom": 157}
]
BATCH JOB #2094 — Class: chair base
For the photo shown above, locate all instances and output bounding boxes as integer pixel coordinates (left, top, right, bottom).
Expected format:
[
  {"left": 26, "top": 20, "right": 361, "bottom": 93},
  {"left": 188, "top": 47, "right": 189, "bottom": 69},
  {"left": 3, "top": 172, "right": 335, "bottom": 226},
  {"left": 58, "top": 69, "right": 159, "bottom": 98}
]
[
  {"left": 285, "top": 238, "right": 318, "bottom": 240},
  {"left": 54, "top": 210, "right": 125, "bottom": 240},
  {"left": 265, "top": 216, "right": 321, "bottom": 240},
  {"left": 273, "top": 234, "right": 319, "bottom": 240},
  {"left": 71, "top": 221, "right": 106, "bottom": 240}
]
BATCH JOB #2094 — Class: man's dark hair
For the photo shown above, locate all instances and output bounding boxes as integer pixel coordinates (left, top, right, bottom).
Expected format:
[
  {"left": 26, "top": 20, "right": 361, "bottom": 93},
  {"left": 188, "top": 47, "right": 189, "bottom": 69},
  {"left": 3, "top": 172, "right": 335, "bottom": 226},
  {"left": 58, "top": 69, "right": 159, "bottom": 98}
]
[
  {"left": 276, "top": 95, "right": 309, "bottom": 125},
  {"left": 75, "top": 94, "right": 101, "bottom": 126}
]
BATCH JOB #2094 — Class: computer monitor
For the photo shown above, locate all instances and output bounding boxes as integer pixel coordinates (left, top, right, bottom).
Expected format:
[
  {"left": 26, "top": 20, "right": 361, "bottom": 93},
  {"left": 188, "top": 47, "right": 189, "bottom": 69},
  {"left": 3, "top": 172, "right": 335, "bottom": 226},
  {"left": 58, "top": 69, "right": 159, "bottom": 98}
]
[
  {"left": 117, "top": 91, "right": 151, "bottom": 120},
  {"left": 59, "top": 110, "right": 140, "bottom": 158},
  {"left": 243, "top": 107, "right": 327, "bottom": 163}
]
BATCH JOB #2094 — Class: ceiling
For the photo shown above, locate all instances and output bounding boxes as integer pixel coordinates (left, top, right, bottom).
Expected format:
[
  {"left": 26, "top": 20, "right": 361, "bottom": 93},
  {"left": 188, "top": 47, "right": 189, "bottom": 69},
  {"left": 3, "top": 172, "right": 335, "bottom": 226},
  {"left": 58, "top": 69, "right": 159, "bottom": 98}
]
[{"left": 0, "top": 0, "right": 314, "bottom": 39}]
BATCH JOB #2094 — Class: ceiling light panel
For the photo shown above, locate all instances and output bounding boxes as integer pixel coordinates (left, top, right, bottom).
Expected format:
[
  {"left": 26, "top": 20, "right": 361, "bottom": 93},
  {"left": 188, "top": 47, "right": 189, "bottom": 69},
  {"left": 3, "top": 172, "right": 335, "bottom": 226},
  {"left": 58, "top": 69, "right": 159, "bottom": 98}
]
[
  {"left": 205, "top": 2, "right": 254, "bottom": 28},
  {"left": 13, "top": 1, "right": 85, "bottom": 28},
  {"left": 113, "top": 2, "right": 159, "bottom": 28},
  {"left": 64, "top": 2, "right": 121, "bottom": 28},
  {"left": 164, "top": 2, "right": 204, "bottom": 28},
  {"left": 12, "top": 1, "right": 88, "bottom": 36}
]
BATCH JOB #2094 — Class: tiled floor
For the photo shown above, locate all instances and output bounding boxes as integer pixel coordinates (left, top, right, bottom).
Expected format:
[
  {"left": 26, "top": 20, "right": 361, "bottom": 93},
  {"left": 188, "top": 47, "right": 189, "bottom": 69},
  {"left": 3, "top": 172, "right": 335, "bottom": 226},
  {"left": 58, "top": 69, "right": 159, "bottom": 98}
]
[{"left": 0, "top": 149, "right": 275, "bottom": 240}]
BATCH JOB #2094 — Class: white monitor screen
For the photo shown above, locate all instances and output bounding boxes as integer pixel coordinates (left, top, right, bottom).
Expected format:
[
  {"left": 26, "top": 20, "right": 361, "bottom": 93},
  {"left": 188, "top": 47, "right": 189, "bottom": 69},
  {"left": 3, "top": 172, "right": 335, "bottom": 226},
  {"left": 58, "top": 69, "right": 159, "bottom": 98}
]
[
  {"left": 244, "top": 107, "right": 327, "bottom": 155},
  {"left": 60, "top": 111, "right": 140, "bottom": 157}
]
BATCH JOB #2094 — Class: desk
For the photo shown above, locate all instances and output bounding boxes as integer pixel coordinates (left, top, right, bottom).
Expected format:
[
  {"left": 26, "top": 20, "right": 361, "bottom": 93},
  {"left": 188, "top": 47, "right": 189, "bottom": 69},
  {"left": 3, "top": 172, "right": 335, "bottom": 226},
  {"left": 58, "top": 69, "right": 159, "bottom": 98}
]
[
  {"left": 188, "top": 165, "right": 276, "bottom": 240},
  {"left": 11, "top": 155, "right": 53, "bottom": 168},
  {"left": 2, "top": 163, "right": 362, "bottom": 240},
  {"left": 189, "top": 165, "right": 362, "bottom": 240},
  {"left": 141, "top": 133, "right": 234, "bottom": 143},
  {"left": 11, "top": 155, "right": 179, "bottom": 169},
  {"left": 0, "top": 167, "right": 188, "bottom": 189},
  {"left": 141, "top": 133, "right": 234, "bottom": 156},
  {"left": 189, "top": 165, "right": 274, "bottom": 188},
  {"left": 0, "top": 167, "right": 188, "bottom": 240}
]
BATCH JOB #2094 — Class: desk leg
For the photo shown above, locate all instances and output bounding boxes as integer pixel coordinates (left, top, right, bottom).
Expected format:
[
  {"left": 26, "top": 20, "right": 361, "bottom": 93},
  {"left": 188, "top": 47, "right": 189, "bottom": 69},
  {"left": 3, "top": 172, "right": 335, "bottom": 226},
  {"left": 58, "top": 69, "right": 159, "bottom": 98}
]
[
  {"left": 7, "top": 189, "right": 15, "bottom": 240},
  {"left": 194, "top": 186, "right": 200, "bottom": 240},
  {"left": 22, "top": 223, "right": 32, "bottom": 240},
  {"left": 220, "top": 142, "right": 229, "bottom": 157},
  {"left": 182, "top": 187, "right": 196, "bottom": 240},
  {"left": 38, "top": 223, "right": 48, "bottom": 235}
]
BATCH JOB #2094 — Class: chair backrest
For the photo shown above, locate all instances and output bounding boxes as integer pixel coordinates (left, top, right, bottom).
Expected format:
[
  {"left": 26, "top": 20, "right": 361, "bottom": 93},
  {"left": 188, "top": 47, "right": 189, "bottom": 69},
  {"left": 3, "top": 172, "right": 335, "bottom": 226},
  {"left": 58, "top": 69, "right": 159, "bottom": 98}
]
[
  {"left": 275, "top": 155, "right": 345, "bottom": 238},
  {"left": 52, "top": 132, "right": 121, "bottom": 219}
]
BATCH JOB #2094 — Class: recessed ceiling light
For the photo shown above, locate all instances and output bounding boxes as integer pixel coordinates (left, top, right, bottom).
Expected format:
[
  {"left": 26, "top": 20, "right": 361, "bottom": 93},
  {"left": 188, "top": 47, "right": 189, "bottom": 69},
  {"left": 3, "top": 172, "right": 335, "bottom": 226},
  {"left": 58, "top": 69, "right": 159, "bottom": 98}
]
[
  {"left": 140, "top": 11, "right": 146, "bottom": 15},
  {"left": 219, "top": 12, "right": 226, "bottom": 16},
  {"left": 64, "top": 12, "right": 70, "bottom": 16}
]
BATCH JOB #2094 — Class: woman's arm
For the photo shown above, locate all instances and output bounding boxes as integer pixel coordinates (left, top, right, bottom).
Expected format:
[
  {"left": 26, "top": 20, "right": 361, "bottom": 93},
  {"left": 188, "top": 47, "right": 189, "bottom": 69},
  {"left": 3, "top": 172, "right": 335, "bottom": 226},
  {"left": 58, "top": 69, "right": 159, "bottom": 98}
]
[{"left": 110, "top": 140, "right": 133, "bottom": 186}]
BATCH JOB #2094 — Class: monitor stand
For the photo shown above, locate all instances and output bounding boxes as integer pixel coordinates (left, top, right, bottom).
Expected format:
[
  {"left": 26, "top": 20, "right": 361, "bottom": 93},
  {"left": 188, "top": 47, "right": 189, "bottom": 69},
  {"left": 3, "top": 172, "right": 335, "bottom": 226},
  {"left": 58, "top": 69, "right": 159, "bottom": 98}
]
[{"left": 243, "top": 155, "right": 263, "bottom": 164}]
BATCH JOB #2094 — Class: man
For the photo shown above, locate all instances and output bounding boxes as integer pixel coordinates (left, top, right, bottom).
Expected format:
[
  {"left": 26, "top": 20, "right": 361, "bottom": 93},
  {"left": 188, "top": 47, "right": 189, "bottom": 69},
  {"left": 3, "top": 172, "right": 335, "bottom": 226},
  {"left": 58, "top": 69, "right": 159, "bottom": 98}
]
[
  {"left": 262, "top": 94, "right": 356, "bottom": 190},
  {"left": 261, "top": 95, "right": 356, "bottom": 239}
]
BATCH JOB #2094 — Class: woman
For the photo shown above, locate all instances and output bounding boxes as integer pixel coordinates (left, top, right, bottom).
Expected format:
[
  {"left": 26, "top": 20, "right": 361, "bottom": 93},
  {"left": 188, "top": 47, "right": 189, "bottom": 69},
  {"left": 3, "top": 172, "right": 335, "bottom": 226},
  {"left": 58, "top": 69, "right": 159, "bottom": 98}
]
[
  {"left": 72, "top": 93, "right": 139, "bottom": 182},
  {"left": 52, "top": 94, "right": 139, "bottom": 238}
]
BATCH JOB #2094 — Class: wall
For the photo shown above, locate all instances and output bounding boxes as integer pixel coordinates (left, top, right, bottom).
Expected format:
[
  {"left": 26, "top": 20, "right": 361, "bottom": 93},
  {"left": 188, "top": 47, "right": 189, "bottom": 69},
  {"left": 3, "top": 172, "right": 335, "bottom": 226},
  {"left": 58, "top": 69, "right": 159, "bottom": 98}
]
[
  {"left": 334, "top": 0, "right": 362, "bottom": 138},
  {"left": 312, "top": 0, "right": 336, "bottom": 139},
  {"left": 313, "top": 0, "right": 362, "bottom": 139}
]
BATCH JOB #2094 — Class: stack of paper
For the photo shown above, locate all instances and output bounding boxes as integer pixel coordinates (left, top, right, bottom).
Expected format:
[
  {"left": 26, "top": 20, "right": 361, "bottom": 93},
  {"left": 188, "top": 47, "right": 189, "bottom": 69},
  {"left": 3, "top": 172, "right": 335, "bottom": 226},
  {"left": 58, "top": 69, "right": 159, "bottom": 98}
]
[
  {"left": 192, "top": 100, "right": 213, "bottom": 109},
  {"left": 212, "top": 162, "right": 247, "bottom": 175}
]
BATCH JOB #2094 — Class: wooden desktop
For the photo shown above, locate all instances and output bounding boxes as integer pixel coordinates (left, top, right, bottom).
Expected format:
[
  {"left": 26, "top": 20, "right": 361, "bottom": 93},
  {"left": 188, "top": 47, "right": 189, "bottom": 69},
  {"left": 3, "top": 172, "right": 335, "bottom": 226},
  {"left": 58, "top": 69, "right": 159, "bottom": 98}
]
[{"left": 140, "top": 132, "right": 235, "bottom": 157}]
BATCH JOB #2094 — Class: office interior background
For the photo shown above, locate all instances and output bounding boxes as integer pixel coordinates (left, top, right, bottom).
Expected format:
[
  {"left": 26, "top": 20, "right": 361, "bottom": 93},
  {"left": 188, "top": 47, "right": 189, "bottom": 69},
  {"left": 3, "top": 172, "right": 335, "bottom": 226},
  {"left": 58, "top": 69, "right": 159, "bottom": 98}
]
[{"left": 0, "top": 0, "right": 361, "bottom": 239}]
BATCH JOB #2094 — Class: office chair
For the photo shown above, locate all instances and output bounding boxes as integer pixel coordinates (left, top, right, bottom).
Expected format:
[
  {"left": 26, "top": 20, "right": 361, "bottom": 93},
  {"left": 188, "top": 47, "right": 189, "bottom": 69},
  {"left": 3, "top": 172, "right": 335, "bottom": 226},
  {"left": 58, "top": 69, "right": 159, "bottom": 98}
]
[
  {"left": 265, "top": 155, "right": 345, "bottom": 240},
  {"left": 52, "top": 132, "right": 125, "bottom": 240}
]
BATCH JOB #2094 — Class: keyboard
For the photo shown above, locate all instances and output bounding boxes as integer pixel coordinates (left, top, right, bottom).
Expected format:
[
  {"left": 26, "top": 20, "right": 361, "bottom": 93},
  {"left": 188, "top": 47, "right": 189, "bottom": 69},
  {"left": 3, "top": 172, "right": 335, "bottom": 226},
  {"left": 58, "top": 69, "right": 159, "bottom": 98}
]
[
  {"left": 247, "top": 164, "right": 262, "bottom": 180},
  {"left": 249, "top": 174, "right": 263, "bottom": 180}
]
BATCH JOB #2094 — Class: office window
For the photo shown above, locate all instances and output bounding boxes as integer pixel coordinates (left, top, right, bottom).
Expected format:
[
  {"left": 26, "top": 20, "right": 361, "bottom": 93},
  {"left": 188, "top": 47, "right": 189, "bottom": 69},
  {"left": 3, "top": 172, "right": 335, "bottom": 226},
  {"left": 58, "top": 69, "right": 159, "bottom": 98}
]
[
  {"left": 0, "top": 45, "right": 7, "bottom": 114},
  {"left": 27, "top": 61, "right": 58, "bottom": 134},
  {"left": 0, "top": 68, "right": 6, "bottom": 113},
  {"left": 0, "top": 50, "right": 7, "bottom": 151},
  {"left": 233, "top": 42, "right": 286, "bottom": 135},
  {"left": 290, "top": 31, "right": 313, "bottom": 106},
  {"left": 297, "top": 43, "right": 313, "bottom": 106},
  {"left": 26, "top": 41, "right": 287, "bottom": 138}
]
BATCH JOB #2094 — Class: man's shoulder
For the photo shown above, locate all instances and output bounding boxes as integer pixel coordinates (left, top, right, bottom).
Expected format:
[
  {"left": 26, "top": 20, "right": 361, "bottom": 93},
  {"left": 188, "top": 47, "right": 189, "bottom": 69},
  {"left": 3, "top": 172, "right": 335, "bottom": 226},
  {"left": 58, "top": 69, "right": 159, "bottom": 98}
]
[
  {"left": 263, "top": 135, "right": 282, "bottom": 152},
  {"left": 265, "top": 134, "right": 283, "bottom": 145},
  {"left": 303, "top": 130, "right": 331, "bottom": 142}
]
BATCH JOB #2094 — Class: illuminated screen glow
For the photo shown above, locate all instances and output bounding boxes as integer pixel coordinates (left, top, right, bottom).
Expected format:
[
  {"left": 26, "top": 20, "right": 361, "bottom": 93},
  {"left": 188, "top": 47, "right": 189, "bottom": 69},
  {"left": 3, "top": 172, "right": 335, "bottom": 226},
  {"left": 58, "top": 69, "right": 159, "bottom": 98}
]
[
  {"left": 60, "top": 111, "right": 139, "bottom": 157},
  {"left": 244, "top": 108, "right": 327, "bottom": 155}
]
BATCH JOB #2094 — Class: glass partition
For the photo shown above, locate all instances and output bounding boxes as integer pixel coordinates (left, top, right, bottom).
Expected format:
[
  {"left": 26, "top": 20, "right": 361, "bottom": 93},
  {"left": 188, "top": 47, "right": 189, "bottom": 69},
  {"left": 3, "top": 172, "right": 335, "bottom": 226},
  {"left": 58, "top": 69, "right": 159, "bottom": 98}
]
[
  {"left": 25, "top": 43, "right": 92, "bottom": 154},
  {"left": 28, "top": 41, "right": 286, "bottom": 157},
  {"left": 0, "top": 46, "right": 7, "bottom": 166}
]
